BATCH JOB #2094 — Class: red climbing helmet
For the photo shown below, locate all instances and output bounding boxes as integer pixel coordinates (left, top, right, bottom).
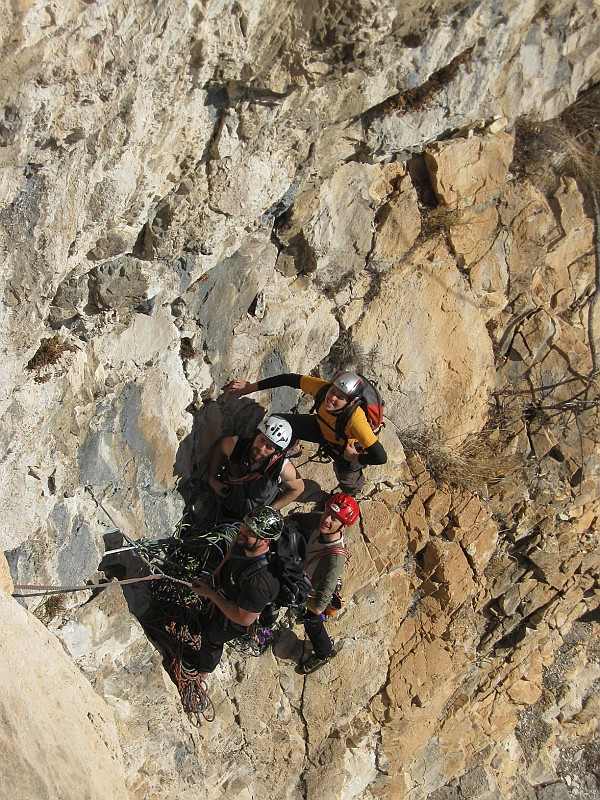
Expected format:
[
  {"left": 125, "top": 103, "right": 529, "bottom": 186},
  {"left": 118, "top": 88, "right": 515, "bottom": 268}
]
[{"left": 325, "top": 493, "right": 360, "bottom": 526}]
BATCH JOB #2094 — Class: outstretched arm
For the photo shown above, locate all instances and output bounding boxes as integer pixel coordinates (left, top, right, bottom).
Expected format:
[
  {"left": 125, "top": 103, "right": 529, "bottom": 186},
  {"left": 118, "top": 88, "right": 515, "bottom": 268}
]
[
  {"left": 224, "top": 380, "right": 259, "bottom": 395},
  {"left": 224, "top": 373, "right": 304, "bottom": 395}
]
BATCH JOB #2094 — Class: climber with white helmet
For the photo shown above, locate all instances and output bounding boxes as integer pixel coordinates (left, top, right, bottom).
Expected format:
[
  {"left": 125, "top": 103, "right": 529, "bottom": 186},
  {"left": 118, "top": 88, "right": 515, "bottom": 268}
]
[
  {"left": 224, "top": 371, "right": 387, "bottom": 496},
  {"left": 209, "top": 414, "right": 304, "bottom": 521}
]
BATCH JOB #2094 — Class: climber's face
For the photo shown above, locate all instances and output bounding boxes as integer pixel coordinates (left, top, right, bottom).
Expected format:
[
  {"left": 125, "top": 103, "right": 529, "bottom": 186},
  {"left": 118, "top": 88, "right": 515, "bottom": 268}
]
[
  {"left": 251, "top": 432, "right": 278, "bottom": 462},
  {"left": 324, "top": 385, "right": 350, "bottom": 412},
  {"left": 236, "top": 524, "right": 264, "bottom": 552},
  {"left": 319, "top": 511, "right": 344, "bottom": 536}
]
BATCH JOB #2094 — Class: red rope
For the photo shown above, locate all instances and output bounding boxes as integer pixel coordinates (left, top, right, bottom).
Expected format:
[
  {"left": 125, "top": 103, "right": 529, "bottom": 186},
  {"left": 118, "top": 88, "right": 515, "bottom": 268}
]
[{"left": 148, "top": 620, "right": 215, "bottom": 724}]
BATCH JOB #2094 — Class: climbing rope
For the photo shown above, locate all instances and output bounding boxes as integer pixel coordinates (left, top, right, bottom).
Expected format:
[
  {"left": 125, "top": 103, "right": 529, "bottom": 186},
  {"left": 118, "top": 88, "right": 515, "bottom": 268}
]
[
  {"left": 142, "top": 616, "right": 215, "bottom": 724},
  {"left": 12, "top": 574, "right": 171, "bottom": 598},
  {"left": 19, "top": 489, "right": 236, "bottom": 723}
]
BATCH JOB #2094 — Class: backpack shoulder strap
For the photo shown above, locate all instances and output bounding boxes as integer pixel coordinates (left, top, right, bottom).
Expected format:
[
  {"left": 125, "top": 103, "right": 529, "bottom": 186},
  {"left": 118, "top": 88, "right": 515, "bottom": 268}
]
[
  {"left": 310, "top": 383, "right": 330, "bottom": 414},
  {"left": 235, "top": 556, "right": 269, "bottom": 585}
]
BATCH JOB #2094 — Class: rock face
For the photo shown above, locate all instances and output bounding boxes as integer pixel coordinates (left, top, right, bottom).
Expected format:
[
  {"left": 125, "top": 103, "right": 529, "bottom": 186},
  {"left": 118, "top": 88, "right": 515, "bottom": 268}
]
[
  {"left": 0, "top": 556, "right": 128, "bottom": 800},
  {"left": 1, "top": 2, "right": 599, "bottom": 800}
]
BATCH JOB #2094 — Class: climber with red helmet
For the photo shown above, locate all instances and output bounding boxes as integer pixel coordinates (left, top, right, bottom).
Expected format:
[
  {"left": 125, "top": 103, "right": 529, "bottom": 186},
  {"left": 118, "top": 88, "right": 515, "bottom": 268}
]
[
  {"left": 224, "top": 371, "right": 387, "bottom": 496},
  {"left": 209, "top": 414, "right": 304, "bottom": 521},
  {"left": 297, "top": 493, "right": 360, "bottom": 674}
]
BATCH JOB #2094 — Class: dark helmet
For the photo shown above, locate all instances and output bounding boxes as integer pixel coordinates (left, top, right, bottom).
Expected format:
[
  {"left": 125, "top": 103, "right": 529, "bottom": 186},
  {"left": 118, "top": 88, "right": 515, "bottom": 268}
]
[
  {"left": 325, "top": 493, "right": 360, "bottom": 526},
  {"left": 332, "top": 371, "right": 364, "bottom": 401},
  {"left": 243, "top": 505, "right": 284, "bottom": 541}
]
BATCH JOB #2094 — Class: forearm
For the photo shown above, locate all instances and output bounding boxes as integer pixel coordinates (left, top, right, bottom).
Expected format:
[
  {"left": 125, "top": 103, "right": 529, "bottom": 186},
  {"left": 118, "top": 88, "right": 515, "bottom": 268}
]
[
  {"left": 311, "top": 581, "right": 339, "bottom": 612},
  {"left": 358, "top": 440, "right": 387, "bottom": 465},
  {"left": 272, "top": 476, "right": 305, "bottom": 510},
  {"left": 255, "top": 373, "right": 303, "bottom": 391},
  {"left": 310, "top": 564, "right": 343, "bottom": 612},
  {"left": 305, "top": 597, "right": 323, "bottom": 615}
]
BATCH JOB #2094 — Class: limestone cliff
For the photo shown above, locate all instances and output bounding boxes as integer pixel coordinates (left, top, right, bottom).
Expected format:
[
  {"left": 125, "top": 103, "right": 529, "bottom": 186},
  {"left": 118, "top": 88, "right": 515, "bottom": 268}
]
[{"left": 1, "top": 2, "right": 599, "bottom": 799}]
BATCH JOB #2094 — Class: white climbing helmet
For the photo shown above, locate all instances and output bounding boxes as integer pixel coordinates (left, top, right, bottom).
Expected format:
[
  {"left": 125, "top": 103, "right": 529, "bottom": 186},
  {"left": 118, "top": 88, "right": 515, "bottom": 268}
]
[{"left": 257, "top": 415, "right": 293, "bottom": 450}]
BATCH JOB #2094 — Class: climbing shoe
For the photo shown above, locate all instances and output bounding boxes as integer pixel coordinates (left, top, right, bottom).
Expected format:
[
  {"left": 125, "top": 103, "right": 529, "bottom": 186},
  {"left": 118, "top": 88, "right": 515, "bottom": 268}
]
[{"left": 299, "top": 652, "right": 331, "bottom": 675}]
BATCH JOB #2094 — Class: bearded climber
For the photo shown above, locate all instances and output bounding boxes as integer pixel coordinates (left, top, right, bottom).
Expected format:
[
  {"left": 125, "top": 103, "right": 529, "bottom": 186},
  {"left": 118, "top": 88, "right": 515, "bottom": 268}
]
[
  {"left": 225, "top": 372, "right": 386, "bottom": 496},
  {"left": 187, "top": 506, "right": 284, "bottom": 678},
  {"left": 209, "top": 415, "right": 304, "bottom": 520}
]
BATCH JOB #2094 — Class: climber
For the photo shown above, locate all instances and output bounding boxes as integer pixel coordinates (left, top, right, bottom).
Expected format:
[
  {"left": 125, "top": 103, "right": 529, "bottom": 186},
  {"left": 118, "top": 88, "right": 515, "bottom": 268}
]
[
  {"left": 208, "top": 414, "right": 304, "bottom": 520},
  {"left": 186, "top": 506, "right": 284, "bottom": 677},
  {"left": 298, "top": 493, "right": 359, "bottom": 674},
  {"left": 224, "top": 372, "right": 387, "bottom": 496}
]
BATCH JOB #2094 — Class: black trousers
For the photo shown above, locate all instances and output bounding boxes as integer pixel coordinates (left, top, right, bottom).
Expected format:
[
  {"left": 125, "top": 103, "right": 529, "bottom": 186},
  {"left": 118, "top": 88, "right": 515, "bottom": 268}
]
[
  {"left": 278, "top": 413, "right": 365, "bottom": 495},
  {"left": 184, "top": 607, "right": 245, "bottom": 673},
  {"left": 303, "top": 610, "right": 333, "bottom": 658}
]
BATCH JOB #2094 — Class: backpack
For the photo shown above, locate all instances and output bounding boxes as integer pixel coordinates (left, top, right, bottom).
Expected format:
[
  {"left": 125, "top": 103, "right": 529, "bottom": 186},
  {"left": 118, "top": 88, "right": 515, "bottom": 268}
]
[
  {"left": 240, "top": 519, "right": 312, "bottom": 615},
  {"left": 313, "top": 373, "right": 385, "bottom": 445}
]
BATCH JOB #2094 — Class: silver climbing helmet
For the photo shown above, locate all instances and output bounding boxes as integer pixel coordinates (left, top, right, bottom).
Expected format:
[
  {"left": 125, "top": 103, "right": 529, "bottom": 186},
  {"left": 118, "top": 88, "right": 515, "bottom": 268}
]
[
  {"left": 257, "top": 415, "right": 293, "bottom": 450},
  {"left": 243, "top": 505, "right": 284, "bottom": 541},
  {"left": 332, "top": 371, "right": 364, "bottom": 401}
]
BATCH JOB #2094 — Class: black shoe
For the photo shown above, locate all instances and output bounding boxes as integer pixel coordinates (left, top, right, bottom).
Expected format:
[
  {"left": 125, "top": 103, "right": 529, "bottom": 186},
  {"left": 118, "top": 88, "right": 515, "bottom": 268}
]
[{"left": 299, "top": 652, "right": 332, "bottom": 674}]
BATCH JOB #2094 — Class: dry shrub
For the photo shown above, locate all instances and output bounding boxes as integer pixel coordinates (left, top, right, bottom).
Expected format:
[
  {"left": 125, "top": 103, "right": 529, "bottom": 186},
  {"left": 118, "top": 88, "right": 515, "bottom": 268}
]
[
  {"left": 420, "top": 205, "right": 464, "bottom": 238},
  {"left": 26, "top": 336, "right": 76, "bottom": 380},
  {"left": 400, "top": 425, "right": 523, "bottom": 493},
  {"left": 321, "top": 332, "right": 372, "bottom": 377},
  {"left": 514, "top": 85, "right": 600, "bottom": 188},
  {"left": 538, "top": 123, "right": 600, "bottom": 188},
  {"left": 560, "top": 86, "right": 600, "bottom": 183},
  {"left": 34, "top": 594, "right": 67, "bottom": 624}
]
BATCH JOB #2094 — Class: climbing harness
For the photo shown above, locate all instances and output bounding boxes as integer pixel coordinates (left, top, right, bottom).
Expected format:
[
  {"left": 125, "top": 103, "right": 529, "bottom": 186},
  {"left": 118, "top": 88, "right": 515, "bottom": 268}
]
[
  {"left": 227, "top": 624, "right": 275, "bottom": 657},
  {"left": 227, "top": 609, "right": 297, "bottom": 657},
  {"left": 292, "top": 444, "right": 334, "bottom": 470}
]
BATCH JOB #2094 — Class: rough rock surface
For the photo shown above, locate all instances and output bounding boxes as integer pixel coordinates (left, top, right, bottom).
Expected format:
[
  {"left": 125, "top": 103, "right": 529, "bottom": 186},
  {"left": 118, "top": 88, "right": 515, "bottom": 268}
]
[
  {"left": 1, "top": 2, "right": 599, "bottom": 799},
  {"left": 0, "top": 555, "right": 128, "bottom": 800}
]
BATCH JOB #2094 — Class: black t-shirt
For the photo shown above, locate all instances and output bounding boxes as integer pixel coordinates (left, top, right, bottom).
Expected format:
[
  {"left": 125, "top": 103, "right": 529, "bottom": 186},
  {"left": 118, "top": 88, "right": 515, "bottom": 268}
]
[{"left": 219, "top": 546, "right": 280, "bottom": 613}]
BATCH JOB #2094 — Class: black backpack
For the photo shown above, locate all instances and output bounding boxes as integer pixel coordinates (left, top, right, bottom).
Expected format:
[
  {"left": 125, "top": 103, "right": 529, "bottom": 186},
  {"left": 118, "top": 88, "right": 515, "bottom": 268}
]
[
  {"left": 312, "top": 373, "right": 385, "bottom": 444},
  {"left": 241, "top": 519, "right": 312, "bottom": 614}
]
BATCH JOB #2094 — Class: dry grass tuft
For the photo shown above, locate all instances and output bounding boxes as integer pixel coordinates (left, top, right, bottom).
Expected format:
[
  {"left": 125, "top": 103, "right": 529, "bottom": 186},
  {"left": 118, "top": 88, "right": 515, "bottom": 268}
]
[
  {"left": 26, "top": 336, "right": 76, "bottom": 382},
  {"left": 34, "top": 594, "right": 67, "bottom": 623},
  {"left": 400, "top": 426, "right": 523, "bottom": 493},
  {"left": 514, "top": 85, "right": 600, "bottom": 189}
]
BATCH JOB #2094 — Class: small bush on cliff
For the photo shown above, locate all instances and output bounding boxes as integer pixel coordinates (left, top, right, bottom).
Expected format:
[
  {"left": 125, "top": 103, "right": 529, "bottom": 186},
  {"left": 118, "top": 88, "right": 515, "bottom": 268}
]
[
  {"left": 400, "top": 425, "right": 522, "bottom": 494},
  {"left": 26, "top": 336, "right": 76, "bottom": 382}
]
